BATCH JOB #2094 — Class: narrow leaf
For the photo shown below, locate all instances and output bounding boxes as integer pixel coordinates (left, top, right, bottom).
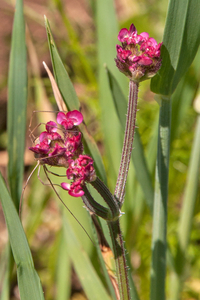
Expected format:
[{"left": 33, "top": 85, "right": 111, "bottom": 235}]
[
  {"left": 96, "top": 0, "right": 127, "bottom": 188},
  {"left": 44, "top": 16, "right": 107, "bottom": 182},
  {"left": 151, "top": 0, "right": 200, "bottom": 96},
  {"left": 150, "top": 98, "right": 171, "bottom": 300},
  {"left": 56, "top": 230, "right": 71, "bottom": 300},
  {"left": 7, "top": 0, "right": 27, "bottom": 210},
  {"left": 62, "top": 214, "right": 111, "bottom": 300},
  {"left": 0, "top": 173, "right": 45, "bottom": 300},
  {"left": 175, "top": 113, "right": 200, "bottom": 295},
  {"left": 44, "top": 16, "right": 79, "bottom": 111}
]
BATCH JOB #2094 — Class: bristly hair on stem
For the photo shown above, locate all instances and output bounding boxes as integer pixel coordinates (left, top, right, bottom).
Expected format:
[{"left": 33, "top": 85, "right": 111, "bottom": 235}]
[{"left": 114, "top": 80, "right": 139, "bottom": 206}]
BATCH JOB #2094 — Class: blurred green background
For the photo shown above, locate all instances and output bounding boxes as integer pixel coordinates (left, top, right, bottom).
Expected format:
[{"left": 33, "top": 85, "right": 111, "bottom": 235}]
[{"left": 0, "top": 0, "right": 199, "bottom": 299}]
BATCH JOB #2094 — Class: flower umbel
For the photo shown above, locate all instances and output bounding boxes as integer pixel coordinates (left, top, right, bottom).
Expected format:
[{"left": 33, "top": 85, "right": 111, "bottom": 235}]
[
  {"left": 115, "top": 23, "right": 162, "bottom": 82},
  {"left": 29, "top": 110, "right": 96, "bottom": 196}
]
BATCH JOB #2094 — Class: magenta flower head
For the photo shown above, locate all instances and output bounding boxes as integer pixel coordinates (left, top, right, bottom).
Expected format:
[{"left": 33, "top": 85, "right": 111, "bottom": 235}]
[
  {"left": 29, "top": 109, "right": 97, "bottom": 198},
  {"left": 115, "top": 23, "right": 162, "bottom": 82},
  {"left": 29, "top": 110, "right": 84, "bottom": 168}
]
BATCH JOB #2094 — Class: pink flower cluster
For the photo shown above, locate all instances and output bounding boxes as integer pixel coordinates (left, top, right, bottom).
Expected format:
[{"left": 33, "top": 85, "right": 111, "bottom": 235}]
[
  {"left": 29, "top": 110, "right": 96, "bottom": 197},
  {"left": 61, "top": 155, "right": 96, "bottom": 197},
  {"left": 115, "top": 23, "right": 162, "bottom": 82}
]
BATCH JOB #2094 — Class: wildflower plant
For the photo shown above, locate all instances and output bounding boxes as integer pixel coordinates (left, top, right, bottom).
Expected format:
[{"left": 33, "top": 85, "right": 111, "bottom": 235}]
[{"left": 1, "top": 0, "right": 200, "bottom": 300}]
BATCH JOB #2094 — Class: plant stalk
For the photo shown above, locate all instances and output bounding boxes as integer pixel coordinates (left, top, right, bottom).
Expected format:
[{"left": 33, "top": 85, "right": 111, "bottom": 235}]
[
  {"left": 115, "top": 80, "right": 139, "bottom": 206},
  {"left": 108, "top": 219, "right": 130, "bottom": 300},
  {"left": 150, "top": 97, "right": 171, "bottom": 300}
]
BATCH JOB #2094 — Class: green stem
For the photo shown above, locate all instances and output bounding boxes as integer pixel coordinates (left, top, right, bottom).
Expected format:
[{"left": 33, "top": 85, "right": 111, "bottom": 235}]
[
  {"left": 91, "top": 177, "right": 120, "bottom": 220},
  {"left": 150, "top": 97, "right": 171, "bottom": 300},
  {"left": 82, "top": 185, "right": 113, "bottom": 220},
  {"left": 108, "top": 219, "right": 130, "bottom": 300},
  {"left": 115, "top": 80, "right": 139, "bottom": 206}
]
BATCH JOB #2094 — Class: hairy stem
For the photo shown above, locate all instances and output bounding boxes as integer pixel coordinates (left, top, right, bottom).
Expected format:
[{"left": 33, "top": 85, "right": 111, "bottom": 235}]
[
  {"left": 115, "top": 80, "right": 139, "bottom": 206},
  {"left": 108, "top": 219, "right": 130, "bottom": 300}
]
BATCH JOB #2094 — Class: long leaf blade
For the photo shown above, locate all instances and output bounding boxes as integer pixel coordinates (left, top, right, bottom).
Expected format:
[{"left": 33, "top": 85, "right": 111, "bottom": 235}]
[
  {"left": 96, "top": 0, "right": 128, "bottom": 189},
  {"left": 7, "top": 0, "right": 28, "bottom": 210},
  {"left": 44, "top": 16, "right": 107, "bottom": 182},
  {"left": 62, "top": 215, "right": 111, "bottom": 300},
  {"left": 151, "top": 0, "right": 200, "bottom": 96},
  {"left": 0, "top": 173, "right": 45, "bottom": 300}
]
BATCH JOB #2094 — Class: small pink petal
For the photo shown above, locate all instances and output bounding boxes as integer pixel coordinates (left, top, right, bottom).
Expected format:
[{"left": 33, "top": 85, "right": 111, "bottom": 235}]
[
  {"left": 139, "top": 32, "right": 149, "bottom": 40},
  {"left": 46, "top": 121, "right": 57, "bottom": 133},
  {"left": 148, "top": 38, "right": 157, "bottom": 47},
  {"left": 39, "top": 132, "right": 48, "bottom": 142},
  {"left": 116, "top": 44, "right": 122, "bottom": 52},
  {"left": 118, "top": 28, "right": 129, "bottom": 41},
  {"left": 49, "top": 144, "right": 66, "bottom": 156},
  {"left": 57, "top": 112, "right": 66, "bottom": 124},
  {"left": 69, "top": 189, "right": 84, "bottom": 197},
  {"left": 132, "top": 56, "right": 141, "bottom": 62},
  {"left": 138, "top": 56, "right": 153, "bottom": 66},
  {"left": 61, "top": 182, "right": 71, "bottom": 190},
  {"left": 129, "top": 24, "right": 137, "bottom": 34},
  {"left": 66, "top": 110, "right": 83, "bottom": 126}
]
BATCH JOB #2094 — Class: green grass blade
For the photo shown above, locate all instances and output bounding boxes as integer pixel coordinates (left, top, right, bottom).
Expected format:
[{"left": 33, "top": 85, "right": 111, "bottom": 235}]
[
  {"left": 150, "top": 97, "right": 171, "bottom": 300},
  {"left": 106, "top": 68, "right": 154, "bottom": 212},
  {"left": 171, "top": 71, "right": 199, "bottom": 143},
  {"left": 151, "top": 0, "right": 200, "bottom": 96},
  {"left": 62, "top": 214, "right": 111, "bottom": 300},
  {"left": 52, "top": 0, "right": 96, "bottom": 84},
  {"left": 96, "top": 0, "right": 128, "bottom": 189},
  {"left": 44, "top": 16, "right": 107, "bottom": 182},
  {"left": 89, "top": 215, "right": 117, "bottom": 300},
  {"left": 55, "top": 230, "right": 71, "bottom": 300},
  {"left": 170, "top": 111, "right": 200, "bottom": 299},
  {"left": 0, "top": 247, "right": 9, "bottom": 300},
  {"left": 0, "top": 173, "right": 45, "bottom": 300},
  {"left": 7, "top": 0, "right": 27, "bottom": 210},
  {"left": 44, "top": 16, "right": 79, "bottom": 111},
  {"left": 178, "top": 107, "right": 200, "bottom": 250}
]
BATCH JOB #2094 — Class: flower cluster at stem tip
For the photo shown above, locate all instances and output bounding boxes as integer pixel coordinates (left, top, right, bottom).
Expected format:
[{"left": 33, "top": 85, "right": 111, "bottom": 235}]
[
  {"left": 115, "top": 23, "right": 162, "bottom": 82},
  {"left": 29, "top": 110, "right": 96, "bottom": 197}
]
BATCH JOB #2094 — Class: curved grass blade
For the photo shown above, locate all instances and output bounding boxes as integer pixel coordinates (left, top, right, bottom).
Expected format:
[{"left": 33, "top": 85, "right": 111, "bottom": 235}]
[
  {"left": 7, "top": 0, "right": 27, "bottom": 210},
  {"left": 62, "top": 214, "right": 111, "bottom": 300},
  {"left": 170, "top": 107, "right": 200, "bottom": 299},
  {"left": 44, "top": 16, "right": 107, "bottom": 183},
  {"left": 151, "top": 0, "right": 200, "bottom": 96},
  {"left": 0, "top": 173, "right": 45, "bottom": 300},
  {"left": 106, "top": 67, "right": 154, "bottom": 213}
]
